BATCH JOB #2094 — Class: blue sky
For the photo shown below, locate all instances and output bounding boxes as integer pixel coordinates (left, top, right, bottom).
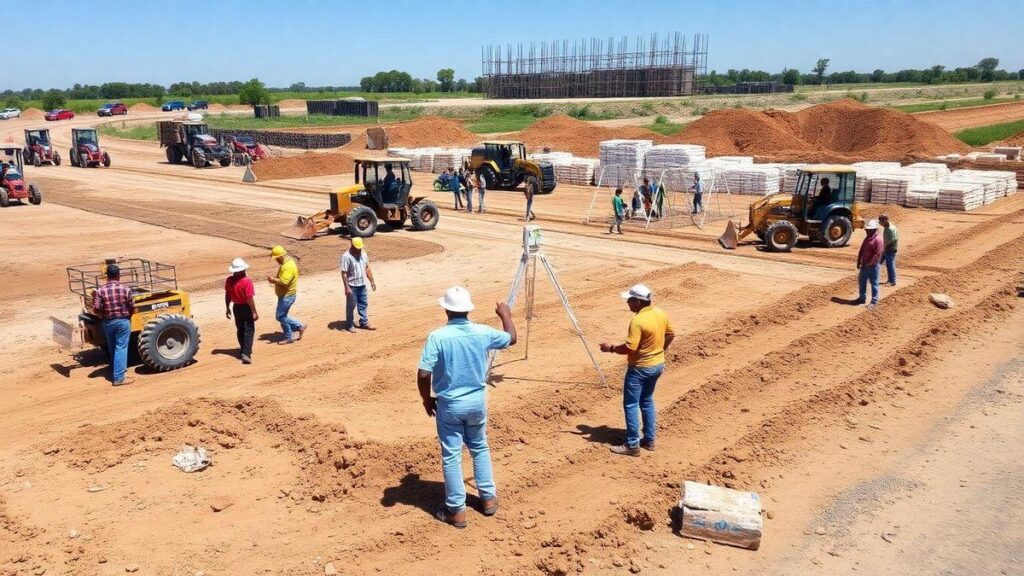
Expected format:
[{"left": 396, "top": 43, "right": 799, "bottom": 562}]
[{"left": 5, "top": 0, "right": 1022, "bottom": 90}]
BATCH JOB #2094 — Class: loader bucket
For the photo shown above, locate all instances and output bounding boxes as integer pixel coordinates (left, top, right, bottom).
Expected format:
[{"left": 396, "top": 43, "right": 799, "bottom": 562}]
[
  {"left": 281, "top": 215, "right": 319, "bottom": 241},
  {"left": 718, "top": 220, "right": 739, "bottom": 250}
]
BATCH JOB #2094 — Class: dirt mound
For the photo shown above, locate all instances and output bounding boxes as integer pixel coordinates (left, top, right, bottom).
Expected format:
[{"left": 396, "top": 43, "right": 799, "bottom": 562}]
[
  {"left": 129, "top": 102, "right": 158, "bottom": 112},
  {"left": 859, "top": 204, "right": 915, "bottom": 220},
  {"left": 381, "top": 116, "right": 478, "bottom": 148},
  {"left": 207, "top": 102, "right": 227, "bottom": 112},
  {"left": 518, "top": 115, "right": 667, "bottom": 157},
  {"left": 277, "top": 99, "right": 306, "bottom": 109},
  {"left": 20, "top": 107, "right": 45, "bottom": 120},
  {"left": 252, "top": 151, "right": 356, "bottom": 181},
  {"left": 677, "top": 99, "right": 969, "bottom": 162}
]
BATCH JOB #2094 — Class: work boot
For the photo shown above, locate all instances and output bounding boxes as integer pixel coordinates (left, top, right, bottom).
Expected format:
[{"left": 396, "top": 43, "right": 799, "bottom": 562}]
[
  {"left": 610, "top": 444, "right": 641, "bottom": 457},
  {"left": 482, "top": 497, "right": 499, "bottom": 517},
  {"left": 296, "top": 324, "right": 307, "bottom": 341},
  {"left": 435, "top": 508, "right": 467, "bottom": 529},
  {"left": 112, "top": 377, "right": 136, "bottom": 387},
  {"left": 639, "top": 440, "right": 656, "bottom": 452},
  {"left": 241, "top": 354, "right": 252, "bottom": 365},
  {"left": 850, "top": 298, "right": 866, "bottom": 306}
]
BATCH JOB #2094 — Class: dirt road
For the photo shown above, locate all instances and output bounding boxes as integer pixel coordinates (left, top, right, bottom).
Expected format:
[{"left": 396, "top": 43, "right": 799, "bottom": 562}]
[
  {"left": 916, "top": 100, "right": 1024, "bottom": 132},
  {"left": 1, "top": 114, "right": 1022, "bottom": 576}
]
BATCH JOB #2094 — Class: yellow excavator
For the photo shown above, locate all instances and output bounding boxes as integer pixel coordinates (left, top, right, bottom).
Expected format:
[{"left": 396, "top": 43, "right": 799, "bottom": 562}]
[{"left": 718, "top": 165, "right": 864, "bottom": 252}]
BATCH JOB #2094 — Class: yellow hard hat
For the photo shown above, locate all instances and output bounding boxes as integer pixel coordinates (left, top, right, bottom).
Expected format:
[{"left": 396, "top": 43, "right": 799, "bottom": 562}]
[
  {"left": 351, "top": 237, "right": 364, "bottom": 249},
  {"left": 270, "top": 245, "right": 287, "bottom": 258}
]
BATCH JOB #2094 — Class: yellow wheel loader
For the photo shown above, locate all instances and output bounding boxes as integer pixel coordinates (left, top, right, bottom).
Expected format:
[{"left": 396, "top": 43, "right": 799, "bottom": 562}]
[
  {"left": 466, "top": 141, "right": 556, "bottom": 195},
  {"left": 283, "top": 157, "right": 440, "bottom": 240},
  {"left": 719, "top": 165, "right": 864, "bottom": 252}
]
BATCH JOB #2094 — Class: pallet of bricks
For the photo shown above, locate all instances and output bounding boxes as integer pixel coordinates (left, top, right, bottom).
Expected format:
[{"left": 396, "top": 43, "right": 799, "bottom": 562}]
[
  {"left": 599, "top": 140, "right": 651, "bottom": 186},
  {"left": 641, "top": 144, "right": 705, "bottom": 191},
  {"left": 939, "top": 169, "right": 1017, "bottom": 211},
  {"left": 306, "top": 99, "right": 379, "bottom": 117},
  {"left": 532, "top": 152, "right": 601, "bottom": 186}
]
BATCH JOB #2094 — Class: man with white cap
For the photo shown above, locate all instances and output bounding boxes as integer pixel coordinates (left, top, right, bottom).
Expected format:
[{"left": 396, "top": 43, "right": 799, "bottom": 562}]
[
  {"left": 225, "top": 257, "right": 258, "bottom": 364},
  {"left": 340, "top": 237, "right": 376, "bottom": 332},
  {"left": 418, "top": 286, "right": 517, "bottom": 528},
  {"left": 854, "top": 219, "right": 884, "bottom": 308},
  {"left": 600, "top": 284, "right": 675, "bottom": 456}
]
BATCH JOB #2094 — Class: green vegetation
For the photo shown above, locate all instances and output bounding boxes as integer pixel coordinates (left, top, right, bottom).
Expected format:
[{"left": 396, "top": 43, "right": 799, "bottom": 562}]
[
  {"left": 464, "top": 104, "right": 552, "bottom": 133},
  {"left": 954, "top": 119, "right": 1024, "bottom": 146},
  {"left": 645, "top": 115, "right": 685, "bottom": 136},
  {"left": 566, "top": 104, "right": 616, "bottom": 121},
  {"left": 983, "top": 89, "right": 997, "bottom": 100},
  {"left": 41, "top": 90, "right": 65, "bottom": 111},
  {"left": 207, "top": 109, "right": 424, "bottom": 130},
  {"left": 238, "top": 78, "right": 272, "bottom": 106},
  {"left": 99, "top": 123, "right": 158, "bottom": 140},
  {"left": 891, "top": 97, "right": 1015, "bottom": 113}
]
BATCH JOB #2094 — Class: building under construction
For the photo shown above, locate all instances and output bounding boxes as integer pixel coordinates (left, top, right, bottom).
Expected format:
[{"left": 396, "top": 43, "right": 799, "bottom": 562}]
[{"left": 481, "top": 33, "right": 707, "bottom": 99}]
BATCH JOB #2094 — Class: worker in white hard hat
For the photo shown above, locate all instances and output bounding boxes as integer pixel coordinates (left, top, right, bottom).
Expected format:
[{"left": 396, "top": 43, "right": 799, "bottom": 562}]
[
  {"left": 854, "top": 219, "right": 884, "bottom": 308},
  {"left": 225, "top": 257, "right": 258, "bottom": 364},
  {"left": 418, "top": 286, "right": 516, "bottom": 529},
  {"left": 600, "top": 284, "right": 675, "bottom": 457}
]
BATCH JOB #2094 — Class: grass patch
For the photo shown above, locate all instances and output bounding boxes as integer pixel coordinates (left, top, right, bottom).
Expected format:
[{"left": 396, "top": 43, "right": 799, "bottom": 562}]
[
  {"left": 99, "top": 123, "right": 158, "bottom": 140},
  {"left": 954, "top": 119, "right": 1024, "bottom": 146},
  {"left": 206, "top": 108, "right": 422, "bottom": 130},
  {"left": 892, "top": 97, "right": 1015, "bottom": 113},
  {"left": 645, "top": 115, "right": 685, "bottom": 136},
  {"left": 464, "top": 104, "right": 552, "bottom": 133}
]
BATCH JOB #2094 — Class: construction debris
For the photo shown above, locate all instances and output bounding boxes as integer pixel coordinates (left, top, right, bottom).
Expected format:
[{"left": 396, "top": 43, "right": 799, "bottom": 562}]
[
  {"left": 678, "top": 481, "right": 763, "bottom": 550},
  {"left": 929, "top": 293, "right": 954, "bottom": 309},
  {"left": 172, "top": 445, "right": 211, "bottom": 473}
]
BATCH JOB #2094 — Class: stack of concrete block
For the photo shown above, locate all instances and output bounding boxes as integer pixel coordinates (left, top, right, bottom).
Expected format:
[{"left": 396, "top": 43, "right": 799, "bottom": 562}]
[
  {"left": 937, "top": 180, "right": 985, "bottom": 211},
  {"left": 530, "top": 152, "right": 600, "bottom": 186},
  {"left": 851, "top": 162, "right": 902, "bottom": 203},
  {"left": 869, "top": 171, "right": 923, "bottom": 205},
  {"left": 717, "top": 165, "right": 782, "bottom": 196},
  {"left": 640, "top": 145, "right": 706, "bottom": 191},
  {"left": 711, "top": 156, "right": 754, "bottom": 165},
  {"left": 992, "top": 146, "right": 1021, "bottom": 160},
  {"left": 431, "top": 148, "right": 472, "bottom": 173},
  {"left": 903, "top": 162, "right": 951, "bottom": 184},
  {"left": 599, "top": 139, "right": 652, "bottom": 185},
  {"left": 904, "top": 184, "right": 940, "bottom": 209}
]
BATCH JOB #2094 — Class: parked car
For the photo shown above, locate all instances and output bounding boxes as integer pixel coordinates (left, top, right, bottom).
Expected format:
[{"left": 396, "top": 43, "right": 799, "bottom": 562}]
[
  {"left": 44, "top": 109, "right": 75, "bottom": 121},
  {"left": 0, "top": 108, "right": 20, "bottom": 119},
  {"left": 187, "top": 100, "right": 209, "bottom": 111},
  {"left": 97, "top": 103, "right": 128, "bottom": 117},
  {"left": 162, "top": 101, "right": 186, "bottom": 112}
]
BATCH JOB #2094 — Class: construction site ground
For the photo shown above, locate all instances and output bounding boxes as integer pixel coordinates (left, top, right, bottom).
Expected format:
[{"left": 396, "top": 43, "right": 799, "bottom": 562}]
[{"left": 1, "top": 113, "right": 1022, "bottom": 576}]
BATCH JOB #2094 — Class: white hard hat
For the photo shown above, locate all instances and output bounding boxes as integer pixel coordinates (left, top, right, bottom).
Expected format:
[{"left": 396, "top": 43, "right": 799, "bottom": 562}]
[
  {"left": 228, "top": 257, "right": 249, "bottom": 273},
  {"left": 621, "top": 283, "right": 652, "bottom": 301},
  {"left": 438, "top": 286, "right": 475, "bottom": 313},
  {"left": 864, "top": 219, "right": 879, "bottom": 230}
]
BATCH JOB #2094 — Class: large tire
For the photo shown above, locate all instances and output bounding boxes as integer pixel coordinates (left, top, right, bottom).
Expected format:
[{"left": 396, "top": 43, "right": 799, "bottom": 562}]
[
  {"left": 479, "top": 165, "right": 499, "bottom": 191},
  {"left": 764, "top": 220, "right": 799, "bottom": 252},
  {"left": 0, "top": 189, "right": 8, "bottom": 208},
  {"left": 138, "top": 314, "right": 201, "bottom": 372},
  {"left": 192, "top": 149, "right": 206, "bottom": 169},
  {"left": 347, "top": 205, "right": 378, "bottom": 237},
  {"left": 818, "top": 214, "right": 853, "bottom": 248},
  {"left": 28, "top": 184, "right": 41, "bottom": 205},
  {"left": 410, "top": 200, "right": 440, "bottom": 231},
  {"left": 53, "top": 151, "right": 61, "bottom": 166},
  {"left": 33, "top": 153, "right": 41, "bottom": 168},
  {"left": 102, "top": 152, "right": 111, "bottom": 168},
  {"left": 69, "top": 149, "right": 77, "bottom": 168},
  {"left": 219, "top": 155, "right": 231, "bottom": 167},
  {"left": 432, "top": 179, "right": 443, "bottom": 191}
]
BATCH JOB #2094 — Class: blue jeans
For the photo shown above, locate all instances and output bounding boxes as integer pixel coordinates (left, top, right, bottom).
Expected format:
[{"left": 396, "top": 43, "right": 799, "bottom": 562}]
[
  {"left": 525, "top": 195, "right": 535, "bottom": 220},
  {"left": 623, "top": 364, "right": 665, "bottom": 448},
  {"left": 693, "top": 192, "right": 703, "bottom": 214},
  {"left": 102, "top": 317, "right": 131, "bottom": 383},
  {"left": 858, "top": 264, "right": 880, "bottom": 305},
  {"left": 477, "top": 189, "right": 485, "bottom": 212},
  {"left": 345, "top": 284, "right": 369, "bottom": 328},
  {"left": 275, "top": 294, "right": 303, "bottom": 341},
  {"left": 436, "top": 400, "right": 496, "bottom": 512},
  {"left": 452, "top": 190, "right": 462, "bottom": 209},
  {"left": 882, "top": 251, "right": 896, "bottom": 284}
]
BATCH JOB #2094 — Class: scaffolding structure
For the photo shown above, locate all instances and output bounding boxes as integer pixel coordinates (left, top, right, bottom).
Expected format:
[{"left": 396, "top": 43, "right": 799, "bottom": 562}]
[{"left": 481, "top": 33, "right": 708, "bottom": 99}]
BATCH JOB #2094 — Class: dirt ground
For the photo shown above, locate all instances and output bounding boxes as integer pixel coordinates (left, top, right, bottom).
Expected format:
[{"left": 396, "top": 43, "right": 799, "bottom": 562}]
[
  {"left": 916, "top": 100, "right": 1024, "bottom": 132},
  {"left": 1, "top": 113, "right": 1023, "bottom": 576}
]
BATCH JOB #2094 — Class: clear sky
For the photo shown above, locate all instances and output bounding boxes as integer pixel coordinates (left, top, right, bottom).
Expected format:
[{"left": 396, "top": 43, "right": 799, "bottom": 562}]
[{"left": 5, "top": 0, "right": 1022, "bottom": 91}]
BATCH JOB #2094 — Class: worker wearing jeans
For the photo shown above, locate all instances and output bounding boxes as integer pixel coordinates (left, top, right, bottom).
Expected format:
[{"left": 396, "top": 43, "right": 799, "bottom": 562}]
[
  {"left": 91, "top": 263, "right": 136, "bottom": 386},
  {"left": 855, "top": 220, "right": 884, "bottom": 307},
  {"left": 340, "top": 237, "right": 376, "bottom": 331},
  {"left": 879, "top": 214, "right": 899, "bottom": 286},
  {"left": 268, "top": 245, "right": 305, "bottom": 343},
  {"left": 418, "top": 287, "right": 516, "bottom": 528},
  {"left": 476, "top": 172, "right": 487, "bottom": 213},
  {"left": 103, "top": 318, "right": 132, "bottom": 384},
  {"left": 601, "top": 284, "right": 675, "bottom": 456}
]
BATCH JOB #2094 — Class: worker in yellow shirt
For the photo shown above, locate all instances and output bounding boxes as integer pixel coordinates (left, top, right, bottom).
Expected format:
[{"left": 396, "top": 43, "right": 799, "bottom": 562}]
[
  {"left": 267, "top": 245, "right": 306, "bottom": 344},
  {"left": 600, "top": 284, "right": 674, "bottom": 456}
]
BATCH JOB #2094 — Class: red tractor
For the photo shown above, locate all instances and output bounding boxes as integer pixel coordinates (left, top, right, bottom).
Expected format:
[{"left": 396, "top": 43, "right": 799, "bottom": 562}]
[
  {"left": 228, "top": 135, "right": 266, "bottom": 165},
  {"left": 23, "top": 129, "right": 61, "bottom": 167},
  {"left": 69, "top": 128, "right": 111, "bottom": 168},
  {"left": 0, "top": 147, "right": 42, "bottom": 207}
]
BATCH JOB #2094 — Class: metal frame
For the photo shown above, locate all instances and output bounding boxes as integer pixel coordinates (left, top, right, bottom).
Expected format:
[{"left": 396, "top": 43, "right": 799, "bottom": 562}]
[{"left": 67, "top": 259, "right": 178, "bottom": 298}]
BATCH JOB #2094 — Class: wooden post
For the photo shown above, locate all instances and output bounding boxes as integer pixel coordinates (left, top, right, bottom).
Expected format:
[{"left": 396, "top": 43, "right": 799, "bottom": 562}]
[{"left": 678, "top": 481, "right": 763, "bottom": 550}]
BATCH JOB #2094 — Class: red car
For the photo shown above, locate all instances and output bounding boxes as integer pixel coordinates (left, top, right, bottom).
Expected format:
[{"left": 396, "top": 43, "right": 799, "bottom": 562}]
[
  {"left": 97, "top": 103, "right": 128, "bottom": 117},
  {"left": 44, "top": 109, "right": 75, "bottom": 121}
]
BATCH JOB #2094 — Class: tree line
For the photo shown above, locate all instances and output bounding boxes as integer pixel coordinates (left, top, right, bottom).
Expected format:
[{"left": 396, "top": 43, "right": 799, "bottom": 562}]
[
  {"left": 358, "top": 68, "right": 482, "bottom": 93},
  {"left": 703, "top": 57, "right": 1023, "bottom": 86}
]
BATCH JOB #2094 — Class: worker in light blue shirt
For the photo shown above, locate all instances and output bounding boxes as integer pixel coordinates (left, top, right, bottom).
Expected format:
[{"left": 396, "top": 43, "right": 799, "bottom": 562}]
[{"left": 418, "top": 286, "right": 516, "bottom": 529}]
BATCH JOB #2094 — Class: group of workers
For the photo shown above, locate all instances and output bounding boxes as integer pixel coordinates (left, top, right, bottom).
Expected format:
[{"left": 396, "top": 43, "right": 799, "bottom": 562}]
[
  {"left": 440, "top": 166, "right": 488, "bottom": 214},
  {"left": 856, "top": 214, "right": 899, "bottom": 307},
  {"left": 608, "top": 173, "right": 705, "bottom": 232}
]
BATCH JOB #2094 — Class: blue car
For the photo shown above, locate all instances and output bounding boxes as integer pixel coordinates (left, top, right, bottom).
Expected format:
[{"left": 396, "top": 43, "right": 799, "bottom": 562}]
[
  {"left": 161, "top": 100, "right": 186, "bottom": 112},
  {"left": 187, "top": 100, "right": 209, "bottom": 111}
]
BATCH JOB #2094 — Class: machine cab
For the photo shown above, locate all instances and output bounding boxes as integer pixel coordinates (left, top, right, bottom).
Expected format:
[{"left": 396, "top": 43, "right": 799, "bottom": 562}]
[
  {"left": 72, "top": 128, "right": 99, "bottom": 148},
  {"left": 25, "top": 129, "right": 49, "bottom": 148},
  {"left": 791, "top": 165, "right": 856, "bottom": 222},
  {"left": 354, "top": 158, "right": 412, "bottom": 206},
  {"left": 1, "top": 147, "right": 24, "bottom": 177},
  {"left": 482, "top": 141, "right": 526, "bottom": 171}
]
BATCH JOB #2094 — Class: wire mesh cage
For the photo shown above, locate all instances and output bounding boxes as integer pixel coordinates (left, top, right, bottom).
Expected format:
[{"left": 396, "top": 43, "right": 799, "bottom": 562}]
[{"left": 67, "top": 259, "right": 179, "bottom": 299}]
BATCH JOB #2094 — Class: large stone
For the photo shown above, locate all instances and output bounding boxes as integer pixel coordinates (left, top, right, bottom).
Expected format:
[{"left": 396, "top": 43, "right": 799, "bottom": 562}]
[{"left": 929, "top": 293, "right": 954, "bottom": 309}]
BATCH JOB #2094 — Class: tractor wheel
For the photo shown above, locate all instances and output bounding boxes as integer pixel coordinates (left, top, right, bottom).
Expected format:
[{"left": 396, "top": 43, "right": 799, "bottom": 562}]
[
  {"left": 479, "top": 165, "right": 499, "bottom": 191},
  {"left": 432, "top": 179, "right": 443, "bottom": 191},
  {"left": 764, "top": 220, "right": 799, "bottom": 252},
  {"left": 138, "top": 314, "right": 201, "bottom": 372},
  {"left": 219, "top": 155, "right": 231, "bottom": 167},
  {"left": 0, "top": 189, "right": 8, "bottom": 208},
  {"left": 192, "top": 149, "right": 206, "bottom": 168},
  {"left": 32, "top": 153, "right": 41, "bottom": 168},
  {"left": 410, "top": 200, "right": 440, "bottom": 231},
  {"left": 818, "top": 214, "right": 853, "bottom": 248},
  {"left": 28, "top": 184, "right": 41, "bottom": 205},
  {"left": 53, "top": 151, "right": 61, "bottom": 166},
  {"left": 69, "top": 149, "right": 76, "bottom": 168},
  {"left": 78, "top": 151, "right": 89, "bottom": 168},
  {"left": 347, "top": 205, "right": 378, "bottom": 237},
  {"left": 755, "top": 229, "right": 766, "bottom": 243},
  {"left": 102, "top": 152, "right": 111, "bottom": 168}
]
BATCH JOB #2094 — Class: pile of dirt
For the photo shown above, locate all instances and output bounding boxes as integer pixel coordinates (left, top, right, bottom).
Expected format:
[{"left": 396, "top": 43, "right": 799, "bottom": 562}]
[
  {"left": 251, "top": 150, "right": 356, "bottom": 181},
  {"left": 206, "top": 102, "right": 227, "bottom": 112},
  {"left": 129, "top": 102, "right": 158, "bottom": 112},
  {"left": 377, "top": 116, "right": 478, "bottom": 148},
  {"left": 518, "top": 115, "right": 668, "bottom": 157},
  {"left": 20, "top": 108, "right": 45, "bottom": 120},
  {"left": 277, "top": 99, "right": 306, "bottom": 109},
  {"left": 677, "top": 99, "right": 969, "bottom": 162}
]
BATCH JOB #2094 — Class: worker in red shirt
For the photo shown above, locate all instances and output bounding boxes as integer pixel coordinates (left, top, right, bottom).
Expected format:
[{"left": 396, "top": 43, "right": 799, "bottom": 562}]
[
  {"left": 91, "top": 264, "right": 136, "bottom": 386},
  {"left": 854, "top": 219, "right": 884, "bottom": 308},
  {"left": 225, "top": 257, "right": 259, "bottom": 364}
]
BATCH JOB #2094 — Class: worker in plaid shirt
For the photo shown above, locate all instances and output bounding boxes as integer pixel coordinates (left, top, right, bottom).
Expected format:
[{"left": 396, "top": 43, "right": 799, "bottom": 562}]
[{"left": 91, "top": 264, "right": 136, "bottom": 386}]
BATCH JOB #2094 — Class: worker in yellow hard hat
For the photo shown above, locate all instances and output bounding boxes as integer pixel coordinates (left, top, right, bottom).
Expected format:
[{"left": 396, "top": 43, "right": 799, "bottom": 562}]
[
  {"left": 340, "top": 237, "right": 376, "bottom": 332},
  {"left": 267, "top": 245, "right": 306, "bottom": 343}
]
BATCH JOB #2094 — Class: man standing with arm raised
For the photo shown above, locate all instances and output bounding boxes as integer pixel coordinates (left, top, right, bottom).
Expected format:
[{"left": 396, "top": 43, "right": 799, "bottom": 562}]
[{"left": 418, "top": 286, "right": 517, "bottom": 528}]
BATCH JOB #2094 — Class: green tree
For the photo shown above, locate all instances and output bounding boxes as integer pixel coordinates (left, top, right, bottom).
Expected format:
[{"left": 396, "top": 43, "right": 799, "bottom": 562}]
[
  {"left": 870, "top": 68, "right": 885, "bottom": 82},
  {"left": 238, "top": 78, "right": 271, "bottom": 105},
  {"left": 977, "top": 57, "right": 999, "bottom": 82},
  {"left": 41, "top": 89, "right": 65, "bottom": 111},
  {"left": 436, "top": 68, "right": 455, "bottom": 92},
  {"left": 781, "top": 68, "right": 801, "bottom": 85},
  {"left": 4, "top": 95, "right": 22, "bottom": 109},
  {"left": 813, "top": 58, "right": 830, "bottom": 84}
]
